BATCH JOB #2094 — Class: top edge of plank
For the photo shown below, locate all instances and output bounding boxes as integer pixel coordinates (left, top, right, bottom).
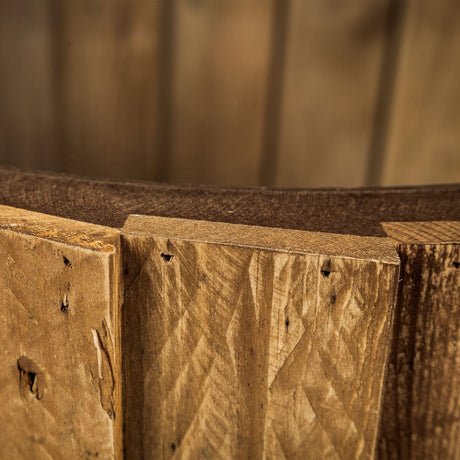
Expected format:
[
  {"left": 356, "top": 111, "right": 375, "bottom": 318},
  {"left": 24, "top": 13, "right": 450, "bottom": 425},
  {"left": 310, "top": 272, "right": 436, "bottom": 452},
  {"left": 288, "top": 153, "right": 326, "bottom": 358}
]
[
  {"left": 0, "top": 168, "right": 459, "bottom": 237},
  {"left": 382, "top": 221, "right": 460, "bottom": 244},
  {"left": 123, "top": 215, "right": 400, "bottom": 264},
  {"left": 2, "top": 167, "right": 460, "bottom": 193},
  {"left": 0, "top": 205, "right": 120, "bottom": 253}
]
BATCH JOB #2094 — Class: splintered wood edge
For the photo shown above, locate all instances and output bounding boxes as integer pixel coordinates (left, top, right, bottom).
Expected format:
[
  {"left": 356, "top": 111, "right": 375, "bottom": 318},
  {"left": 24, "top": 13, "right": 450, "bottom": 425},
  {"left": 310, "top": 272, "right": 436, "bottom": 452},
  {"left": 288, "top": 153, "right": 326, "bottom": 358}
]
[
  {"left": 382, "top": 221, "right": 460, "bottom": 244},
  {"left": 123, "top": 215, "right": 400, "bottom": 264},
  {"left": 0, "top": 204, "right": 123, "bottom": 459},
  {"left": 0, "top": 205, "right": 120, "bottom": 252}
]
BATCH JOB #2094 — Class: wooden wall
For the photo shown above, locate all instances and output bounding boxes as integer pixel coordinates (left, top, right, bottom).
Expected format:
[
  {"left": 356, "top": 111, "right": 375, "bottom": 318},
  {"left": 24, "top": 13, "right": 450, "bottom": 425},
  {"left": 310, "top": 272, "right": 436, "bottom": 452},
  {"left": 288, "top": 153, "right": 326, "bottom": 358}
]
[
  {"left": 0, "top": 172, "right": 459, "bottom": 458},
  {"left": 1, "top": 0, "right": 459, "bottom": 187}
]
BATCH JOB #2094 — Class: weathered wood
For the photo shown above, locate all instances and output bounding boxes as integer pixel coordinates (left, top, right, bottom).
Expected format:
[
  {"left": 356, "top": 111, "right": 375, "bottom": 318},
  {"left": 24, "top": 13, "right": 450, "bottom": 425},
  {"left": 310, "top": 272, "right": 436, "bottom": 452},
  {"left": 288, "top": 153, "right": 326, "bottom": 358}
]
[
  {"left": 122, "top": 215, "right": 400, "bottom": 458},
  {"left": 378, "top": 221, "right": 460, "bottom": 459},
  {"left": 276, "top": 0, "right": 389, "bottom": 188},
  {"left": 0, "top": 206, "right": 122, "bottom": 458},
  {"left": 0, "top": 169, "right": 459, "bottom": 237},
  {"left": 381, "top": 0, "right": 460, "bottom": 186},
  {"left": 0, "top": 172, "right": 459, "bottom": 458}
]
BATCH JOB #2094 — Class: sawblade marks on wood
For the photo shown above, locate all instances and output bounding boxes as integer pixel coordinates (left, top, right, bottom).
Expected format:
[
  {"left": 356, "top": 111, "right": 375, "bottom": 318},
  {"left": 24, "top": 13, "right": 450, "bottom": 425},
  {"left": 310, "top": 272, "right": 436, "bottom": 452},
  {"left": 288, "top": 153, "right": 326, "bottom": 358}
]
[{"left": 122, "top": 215, "right": 400, "bottom": 459}]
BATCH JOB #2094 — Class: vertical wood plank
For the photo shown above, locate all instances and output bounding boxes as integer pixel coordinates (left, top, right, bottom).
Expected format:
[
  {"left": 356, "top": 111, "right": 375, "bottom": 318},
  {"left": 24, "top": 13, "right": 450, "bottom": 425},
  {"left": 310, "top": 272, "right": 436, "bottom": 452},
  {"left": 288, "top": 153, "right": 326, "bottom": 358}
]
[
  {"left": 0, "top": 0, "right": 57, "bottom": 170},
  {"left": 366, "top": 0, "right": 407, "bottom": 187},
  {"left": 122, "top": 216, "right": 399, "bottom": 459},
  {"left": 379, "top": 222, "right": 460, "bottom": 459},
  {"left": 0, "top": 206, "right": 122, "bottom": 458},
  {"left": 275, "top": 0, "right": 390, "bottom": 188},
  {"left": 53, "top": 0, "right": 163, "bottom": 180},
  {"left": 170, "top": 0, "right": 273, "bottom": 186},
  {"left": 259, "top": 0, "right": 290, "bottom": 187},
  {"left": 381, "top": 0, "right": 460, "bottom": 186}
]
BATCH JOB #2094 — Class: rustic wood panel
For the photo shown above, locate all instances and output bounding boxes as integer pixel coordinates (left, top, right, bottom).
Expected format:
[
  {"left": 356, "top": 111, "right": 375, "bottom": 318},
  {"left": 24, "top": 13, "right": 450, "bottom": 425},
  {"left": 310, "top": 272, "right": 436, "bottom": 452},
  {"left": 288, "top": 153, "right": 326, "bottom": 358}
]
[
  {"left": 52, "top": 0, "right": 163, "bottom": 180},
  {"left": 170, "top": 0, "right": 273, "bottom": 186},
  {"left": 122, "top": 215, "right": 399, "bottom": 459},
  {"left": 1, "top": 169, "right": 459, "bottom": 237},
  {"left": 382, "top": 0, "right": 460, "bottom": 186},
  {"left": 275, "top": 0, "right": 390, "bottom": 188},
  {"left": 0, "top": 0, "right": 57, "bottom": 171},
  {"left": 0, "top": 206, "right": 122, "bottom": 458},
  {"left": 378, "top": 221, "right": 460, "bottom": 459}
]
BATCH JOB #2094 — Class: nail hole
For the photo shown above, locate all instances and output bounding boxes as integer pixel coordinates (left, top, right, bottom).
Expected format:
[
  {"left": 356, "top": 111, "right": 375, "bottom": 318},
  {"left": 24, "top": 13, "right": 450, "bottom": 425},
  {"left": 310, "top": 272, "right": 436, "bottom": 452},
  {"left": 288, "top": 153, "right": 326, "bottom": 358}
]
[
  {"left": 453, "top": 261, "right": 460, "bottom": 269},
  {"left": 285, "top": 318, "right": 290, "bottom": 328},
  {"left": 161, "top": 253, "right": 173, "bottom": 262},
  {"left": 321, "top": 259, "right": 332, "bottom": 277},
  {"left": 63, "top": 256, "right": 72, "bottom": 268},
  {"left": 171, "top": 443, "right": 176, "bottom": 452}
]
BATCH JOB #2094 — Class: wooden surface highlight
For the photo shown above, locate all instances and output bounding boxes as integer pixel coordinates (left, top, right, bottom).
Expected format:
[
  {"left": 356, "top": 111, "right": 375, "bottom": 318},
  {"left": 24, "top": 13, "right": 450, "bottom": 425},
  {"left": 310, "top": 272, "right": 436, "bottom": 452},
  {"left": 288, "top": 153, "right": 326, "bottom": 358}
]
[
  {"left": 122, "top": 215, "right": 400, "bottom": 459},
  {"left": 382, "top": 221, "right": 460, "bottom": 244},
  {"left": 0, "top": 206, "right": 122, "bottom": 458},
  {"left": 378, "top": 221, "right": 460, "bottom": 459},
  {"left": 124, "top": 215, "right": 400, "bottom": 264}
]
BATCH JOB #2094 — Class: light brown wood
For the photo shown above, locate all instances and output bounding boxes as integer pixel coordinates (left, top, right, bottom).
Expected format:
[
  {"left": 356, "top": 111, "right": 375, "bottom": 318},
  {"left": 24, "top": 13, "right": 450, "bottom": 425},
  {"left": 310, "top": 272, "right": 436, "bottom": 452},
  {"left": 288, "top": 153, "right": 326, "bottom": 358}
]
[
  {"left": 0, "top": 0, "right": 57, "bottom": 171},
  {"left": 170, "top": 0, "right": 273, "bottom": 186},
  {"left": 382, "top": 221, "right": 460, "bottom": 244},
  {"left": 275, "top": 0, "right": 389, "bottom": 188},
  {"left": 0, "top": 206, "right": 122, "bottom": 458},
  {"left": 122, "top": 215, "right": 400, "bottom": 459},
  {"left": 382, "top": 0, "right": 460, "bottom": 186},
  {"left": 378, "top": 221, "right": 460, "bottom": 459},
  {"left": 53, "top": 0, "right": 163, "bottom": 180}
]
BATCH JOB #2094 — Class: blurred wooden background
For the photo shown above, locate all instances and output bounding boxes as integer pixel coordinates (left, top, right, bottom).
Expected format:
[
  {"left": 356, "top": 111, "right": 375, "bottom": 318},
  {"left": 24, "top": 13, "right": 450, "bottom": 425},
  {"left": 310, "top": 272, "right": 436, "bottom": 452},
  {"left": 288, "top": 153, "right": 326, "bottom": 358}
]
[{"left": 1, "top": 0, "right": 459, "bottom": 188}]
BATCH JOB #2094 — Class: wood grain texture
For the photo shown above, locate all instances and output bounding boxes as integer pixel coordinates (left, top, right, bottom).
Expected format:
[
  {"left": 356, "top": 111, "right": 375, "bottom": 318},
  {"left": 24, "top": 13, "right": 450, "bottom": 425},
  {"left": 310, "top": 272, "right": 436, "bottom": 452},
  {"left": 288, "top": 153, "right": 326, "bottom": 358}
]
[
  {"left": 276, "top": 0, "right": 389, "bottom": 188},
  {"left": 0, "top": 206, "right": 122, "bottom": 458},
  {"left": 382, "top": 0, "right": 460, "bottom": 186},
  {"left": 0, "top": 0, "right": 57, "bottom": 171},
  {"left": 378, "top": 221, "right": 460, "bottom": 459},
  {"left": 382, "top": 221, "right": 460, "bottom": 244},
  {"left": 1, "top": 169, "right": 459, "bottom": 237},
  {"left": 122, "top": 215, "right": 400, "bottom": 459},
  {"left": 170, "top": 0, "right": 273, "bottom": 186},
  {"left": 53, "top": 0, "right": 163, "bottom": 180}
]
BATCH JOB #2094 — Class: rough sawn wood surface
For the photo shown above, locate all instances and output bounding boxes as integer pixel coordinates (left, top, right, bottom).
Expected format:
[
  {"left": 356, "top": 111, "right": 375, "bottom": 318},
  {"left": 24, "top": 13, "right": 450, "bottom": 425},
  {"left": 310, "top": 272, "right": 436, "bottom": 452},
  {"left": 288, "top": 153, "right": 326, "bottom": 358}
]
[
  {"left": 0, "top": 205, "right": 122, "bottom": 459},
  {"left": 122, "top": 215, "right": 400, "bottom": 459},
  {"left": 378, "top": 221, "right": 460, "bottom": 459}
]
